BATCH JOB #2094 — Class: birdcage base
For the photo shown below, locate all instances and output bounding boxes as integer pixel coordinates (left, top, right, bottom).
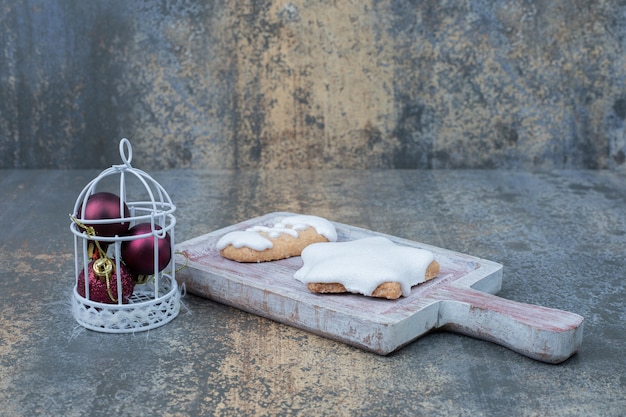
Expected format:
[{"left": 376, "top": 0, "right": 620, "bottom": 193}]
[{"left": 71, "top": 275, "right": 181, "bottom": 333}]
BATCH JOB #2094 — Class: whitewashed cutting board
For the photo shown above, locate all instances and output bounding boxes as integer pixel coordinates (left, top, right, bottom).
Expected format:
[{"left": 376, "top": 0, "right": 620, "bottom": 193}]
[{"left": 175, "top": 212, "right": 583, "bottom": 363}]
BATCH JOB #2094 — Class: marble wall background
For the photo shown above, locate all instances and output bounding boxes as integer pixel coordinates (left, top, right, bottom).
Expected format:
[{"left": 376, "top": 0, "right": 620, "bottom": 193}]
[{"left": 1, "top": 0, "right": 626, "bottom": 170}]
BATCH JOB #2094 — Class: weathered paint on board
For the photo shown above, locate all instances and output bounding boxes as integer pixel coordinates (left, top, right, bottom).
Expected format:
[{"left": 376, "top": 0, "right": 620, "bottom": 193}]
[{"left": 175, "top": 212, "right": 584, "bottom": 363}]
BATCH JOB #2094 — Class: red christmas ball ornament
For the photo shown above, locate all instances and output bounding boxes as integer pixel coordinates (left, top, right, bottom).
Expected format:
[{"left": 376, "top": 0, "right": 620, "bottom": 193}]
[
  {"left": 121, "top": 223, "right": 172, "bottom": 276},
  {"left": 78, "top": 192, "right": 131, "bottom": 238},
  {"left": 77, "top": 258, "right": 136, "bottom": 304}
]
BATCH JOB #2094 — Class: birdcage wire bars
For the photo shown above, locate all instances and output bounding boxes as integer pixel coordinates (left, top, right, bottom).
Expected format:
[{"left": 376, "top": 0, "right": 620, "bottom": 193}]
[{"left": 69, "top": 138, "right": 181, "bottom": 332}]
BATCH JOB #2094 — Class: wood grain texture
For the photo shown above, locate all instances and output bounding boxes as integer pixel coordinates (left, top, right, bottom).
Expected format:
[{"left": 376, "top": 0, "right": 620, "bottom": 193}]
[{"left": 176, "top": 212, "right": 583, "bottom": 362}]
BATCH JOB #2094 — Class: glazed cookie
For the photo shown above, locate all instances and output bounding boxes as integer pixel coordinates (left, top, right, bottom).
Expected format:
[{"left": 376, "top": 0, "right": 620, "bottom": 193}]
[
  {"left": 294, "top": 237, "right": 439, "bottom": 300},
  {"left": 216, "top": 215, "right": 337, "bottom": 262}
]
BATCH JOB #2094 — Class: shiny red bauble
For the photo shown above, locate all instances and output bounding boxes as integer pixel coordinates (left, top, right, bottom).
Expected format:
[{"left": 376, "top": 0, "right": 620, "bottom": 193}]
[
  {"left": 76, "top": 259, "right": 135, "bottom": 304},
  {"left": 78, "top": 192, "right": 131, "bottom": 237},
  {"left": 121, "top": 223, "right": 172, "bottom": 276}
]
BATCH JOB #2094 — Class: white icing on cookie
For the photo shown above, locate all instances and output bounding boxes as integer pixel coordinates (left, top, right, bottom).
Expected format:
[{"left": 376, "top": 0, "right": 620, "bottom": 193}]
[
  {"left": 216, "top": 215, "right": 337, "bottom": 251},
  {"left": 294, "top": 237, "right": 434, "bottom": 297},
  {"left": 247, "top": 225, "right": 299, "bottom": 239},
  {"left": 276, "top": 215, "right": 338, "bottom": 242},
  {"left": 216, "top": 231, "right": 273, "bottom": 251}
]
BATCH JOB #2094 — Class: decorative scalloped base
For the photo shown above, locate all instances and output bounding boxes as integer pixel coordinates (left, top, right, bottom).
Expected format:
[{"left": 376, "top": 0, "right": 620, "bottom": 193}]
[{"left": 71, "top": 275, "right": 181, "bottom": 333}]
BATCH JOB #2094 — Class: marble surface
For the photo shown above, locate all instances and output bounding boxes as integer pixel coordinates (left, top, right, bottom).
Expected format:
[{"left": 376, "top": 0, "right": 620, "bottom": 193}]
[
  {"left": 2, "top": 1, "right": 626, "bottom": 170},
  {"left": 0, "top": 168, "right": 624, "bottom": 416}
]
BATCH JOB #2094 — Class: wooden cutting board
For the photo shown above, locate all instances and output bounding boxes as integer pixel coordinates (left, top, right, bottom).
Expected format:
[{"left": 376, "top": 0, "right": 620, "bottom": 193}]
[{"left": 174, "top": 212, "right": 584, "bottom": 363}]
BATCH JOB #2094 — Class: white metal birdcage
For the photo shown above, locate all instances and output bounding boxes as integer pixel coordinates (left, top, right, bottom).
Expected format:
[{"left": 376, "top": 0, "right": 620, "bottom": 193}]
[{"left": 69, "top": 138, "right": 181, "bottom": 332}]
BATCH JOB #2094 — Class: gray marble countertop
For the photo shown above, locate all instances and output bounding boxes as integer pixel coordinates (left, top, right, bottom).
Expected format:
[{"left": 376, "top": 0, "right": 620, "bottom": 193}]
[{"left": 1, "top": 169, "right": 624, "bottom": 416}]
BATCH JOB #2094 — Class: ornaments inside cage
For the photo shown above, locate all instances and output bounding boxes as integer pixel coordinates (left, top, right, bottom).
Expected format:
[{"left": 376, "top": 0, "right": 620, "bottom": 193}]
[{"left": 69, "top": 138, "right": 181, "bottom": 333}]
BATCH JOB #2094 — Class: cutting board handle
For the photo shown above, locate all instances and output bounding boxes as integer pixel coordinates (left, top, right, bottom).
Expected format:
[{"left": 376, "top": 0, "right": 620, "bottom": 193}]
[{"left": 437, "top": 286, "right": 584, "bottom": 364}]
